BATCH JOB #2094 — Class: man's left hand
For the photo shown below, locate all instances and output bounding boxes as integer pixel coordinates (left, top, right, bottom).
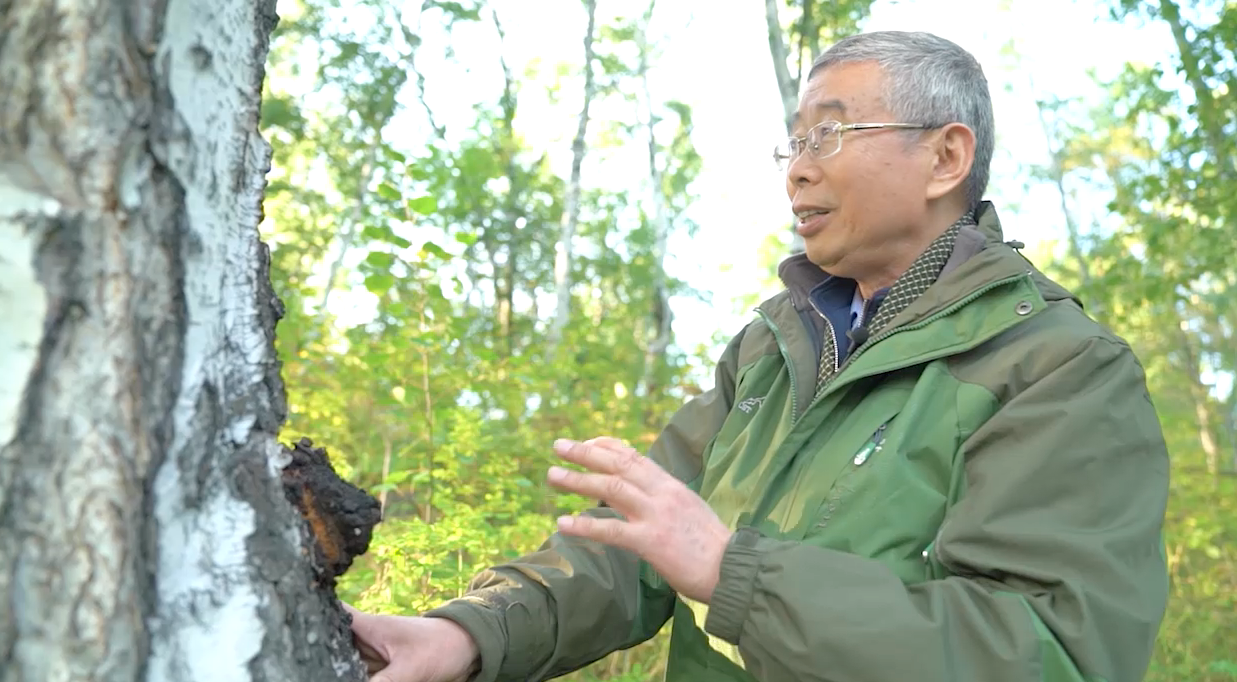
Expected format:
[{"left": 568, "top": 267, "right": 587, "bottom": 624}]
[{"left": 546, "top": 437, "right": 733, "bottom": 604}]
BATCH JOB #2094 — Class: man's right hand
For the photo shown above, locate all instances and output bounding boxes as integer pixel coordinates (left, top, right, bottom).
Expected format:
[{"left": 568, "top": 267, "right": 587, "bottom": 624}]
[{"left": 342, "top": 603, "right": 481, "bottom": 682}]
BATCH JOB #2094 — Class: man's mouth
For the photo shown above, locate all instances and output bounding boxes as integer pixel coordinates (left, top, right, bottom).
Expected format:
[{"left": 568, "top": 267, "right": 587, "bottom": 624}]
[{"left": 796, "top": 209, "right": 829, "bottom": 221}]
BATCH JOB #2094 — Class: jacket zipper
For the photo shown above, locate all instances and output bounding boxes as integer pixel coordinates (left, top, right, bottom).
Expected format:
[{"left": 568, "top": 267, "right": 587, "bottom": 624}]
[
  {"left": 923, "top": 529, "right": 946, "bottom": 571},
  {"left": 854, "top": 295, "right": 872, "bottom": 330},
  {"left": 755, "top": 308, "right": 798, "bottom": 418},
  {"left": 813, "top": 421, "right": 891, "bottom": 533},
  {"left": 852, "top": 421, "right": 888, "bottom": 466},
  {"left": 806, "top": 297, "right": 841, "bottom": 375},
  {"left": 809, "top": 271, "right": 1032, "bottom": 410}
]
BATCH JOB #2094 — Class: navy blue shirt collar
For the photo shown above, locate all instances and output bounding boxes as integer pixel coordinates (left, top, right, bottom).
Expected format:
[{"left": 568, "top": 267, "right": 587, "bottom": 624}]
[{"left": 807, "top": 276, "right": 888, "bottom": 362}]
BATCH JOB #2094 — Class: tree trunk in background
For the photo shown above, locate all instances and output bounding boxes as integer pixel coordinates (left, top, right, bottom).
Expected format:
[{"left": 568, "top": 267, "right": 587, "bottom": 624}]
[
  {"left": 493, "top": 8, "right": 518, "bottom": 357},
  {"left": 1175, "top": 326, "right": 1222, "bottom": 477},
  {"left": 550, "top": 0, "right": 598, "bottom": 347},
  {"left": 763, "top": 0, "right": 805, "bottom": 254},
  {"left": 1159, "top": 0, "right": 1233, "bottom": 182},
  {"left": 0, "top": 1, "right": 370, "bottom": 680},
  {"left": 638, "top": 0, "right": 674, "bottom": 401},
  {"left": 764, "top": 0, "right": 800, "bottom": 134},
  {"left": 1032, "top": 92, "right": 1097, "bottom": 312}
]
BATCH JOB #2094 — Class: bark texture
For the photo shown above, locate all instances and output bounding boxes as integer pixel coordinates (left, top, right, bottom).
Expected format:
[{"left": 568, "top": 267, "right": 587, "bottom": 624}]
[
  {"left": 0, "top": 1, "right": 371, "bottom": 681},
  {"left": 549, "top": 0, "right": 597, "bottom": 347}
]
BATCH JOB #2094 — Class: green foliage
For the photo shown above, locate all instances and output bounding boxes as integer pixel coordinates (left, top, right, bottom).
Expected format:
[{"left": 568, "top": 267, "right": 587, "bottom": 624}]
[{"left": 1034, "top": 2, "right": 1237, "bottom": 679}]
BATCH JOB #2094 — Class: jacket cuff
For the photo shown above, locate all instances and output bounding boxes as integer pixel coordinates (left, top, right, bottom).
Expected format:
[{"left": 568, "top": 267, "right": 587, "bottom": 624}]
[
  {"left": 422, "top": 599, "right": 506, "bottom": 682},
  {"left": 703, "top": 526, "right": 763, "bottom": 644}
]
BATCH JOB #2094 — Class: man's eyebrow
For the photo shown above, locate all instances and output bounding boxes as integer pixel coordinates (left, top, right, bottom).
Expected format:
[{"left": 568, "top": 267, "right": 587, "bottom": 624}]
[
  {"left": 790, "top": 99, "right": 848, "bottom": 128},
  {"left": 815, "top": 99, "right": 847, "bottom": 114}
]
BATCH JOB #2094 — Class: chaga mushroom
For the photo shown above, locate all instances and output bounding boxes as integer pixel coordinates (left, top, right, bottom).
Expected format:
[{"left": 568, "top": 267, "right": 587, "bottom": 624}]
[{"left": 280, "top": 437, "right": 382, "bottom": 587}]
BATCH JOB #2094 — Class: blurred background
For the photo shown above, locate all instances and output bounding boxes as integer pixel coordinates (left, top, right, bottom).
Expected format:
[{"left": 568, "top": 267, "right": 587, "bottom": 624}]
[{"left": 257, "top": 0, "right": 1236, "bottom": 679}]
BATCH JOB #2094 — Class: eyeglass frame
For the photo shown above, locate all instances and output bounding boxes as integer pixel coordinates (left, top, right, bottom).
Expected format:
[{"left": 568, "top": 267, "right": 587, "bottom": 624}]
[{"left": 774, "top": 120, "right": 937, "bottom": 171}]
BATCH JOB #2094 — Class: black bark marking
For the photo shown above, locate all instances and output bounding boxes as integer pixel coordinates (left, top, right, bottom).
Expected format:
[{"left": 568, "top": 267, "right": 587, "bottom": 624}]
[{"left": 188, "top": 44, "right": 212, "bottom": 71}]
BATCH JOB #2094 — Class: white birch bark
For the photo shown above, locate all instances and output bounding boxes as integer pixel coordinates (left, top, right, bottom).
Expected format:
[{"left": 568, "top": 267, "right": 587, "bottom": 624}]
[
  {"left": 763, "top": 0, "right": 806, "bottom": 254},
  {"left": 637, "top": 2, "right": 674, "bottom": 397},
  {"left": 0, "top": 1, "right": 367, "bottom": 680},
  {"left": 550, "top": 0, "right": 598, "bottom": 346}
]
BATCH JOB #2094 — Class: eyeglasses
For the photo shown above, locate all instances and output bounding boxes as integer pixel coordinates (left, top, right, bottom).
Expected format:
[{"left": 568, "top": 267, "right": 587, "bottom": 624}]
[{"left": 774, "top": 120, "right": 934, "bottom": 170}]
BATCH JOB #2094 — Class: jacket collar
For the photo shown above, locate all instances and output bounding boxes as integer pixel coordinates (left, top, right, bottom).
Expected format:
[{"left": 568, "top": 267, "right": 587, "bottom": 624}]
[{"left": 775, "top": 201, "right": 1025, "bottom": 312}]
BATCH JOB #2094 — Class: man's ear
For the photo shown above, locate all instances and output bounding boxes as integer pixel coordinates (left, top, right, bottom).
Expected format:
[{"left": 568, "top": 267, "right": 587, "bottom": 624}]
[{"left": 924, "top": 122, "right": 975, "bottom": 202}]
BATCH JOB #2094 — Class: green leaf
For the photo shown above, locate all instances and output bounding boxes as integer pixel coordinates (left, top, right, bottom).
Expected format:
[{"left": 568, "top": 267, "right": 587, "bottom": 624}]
[
  {"left": 383, "top": 470, "right": 412, "bottom": 485},
  {"left": 376, "top": 182, "right": 401, "bottom": 201},
  {"left": 362, "top": 225, "right": 411, "bottom": 249},
  {"left": 363, "top": 272, "right": 394, "bottom": 293},
  {"left": 407, "top": 195, "right": 437, "bottom": 215},
  {"left": 364, "top": 250, "right": 395, "bottom": 268},
  {"left": 419, "top": 241, "right": 451, "bottom": 260}
]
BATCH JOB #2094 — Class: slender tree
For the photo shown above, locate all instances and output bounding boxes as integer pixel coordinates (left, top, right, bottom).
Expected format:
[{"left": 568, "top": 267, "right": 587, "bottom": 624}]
[{"left": 551, "top": 0, "right": 600, "bottom": 346}]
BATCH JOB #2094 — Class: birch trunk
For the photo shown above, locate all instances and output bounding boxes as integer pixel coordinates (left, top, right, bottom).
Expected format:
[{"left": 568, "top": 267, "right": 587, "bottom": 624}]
[
  {"left": 637, "top": 1, "right": 673, "bottom": 400},
  {"left": 1175, "top": 325, "right": 1222, "bottom": 477},
  {"left": 550, "top": 0, "right": 598, "bottom": 347},
  {"left": 0, "top": 1, "right": 370, "bottom": 680},
  {"left": 762, "top": 0, "right": 806, "bottom": 254}
]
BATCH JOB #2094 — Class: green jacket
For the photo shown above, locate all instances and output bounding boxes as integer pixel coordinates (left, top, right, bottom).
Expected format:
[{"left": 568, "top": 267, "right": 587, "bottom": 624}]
[{"left": 427, "top": 203, "right": 1170, "bottom": 682}]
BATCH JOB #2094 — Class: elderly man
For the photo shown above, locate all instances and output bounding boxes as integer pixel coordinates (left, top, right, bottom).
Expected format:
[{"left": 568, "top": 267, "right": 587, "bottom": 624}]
[{"left": 347, "top": 30, "right": 1170, "bottom": 682}]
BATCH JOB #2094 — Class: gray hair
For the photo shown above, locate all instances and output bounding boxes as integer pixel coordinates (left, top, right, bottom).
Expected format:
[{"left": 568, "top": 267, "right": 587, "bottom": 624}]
[{"left": 810, "top": 31, "right": 995, "bottom": 211}]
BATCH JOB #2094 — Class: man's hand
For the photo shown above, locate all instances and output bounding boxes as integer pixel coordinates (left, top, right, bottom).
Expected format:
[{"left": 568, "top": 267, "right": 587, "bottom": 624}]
[
  {"left": 546, "top": 437, "right": 733, "bottom": 604},
  {"left": 343, "top": 603, "right": 480, "bottom": 682}
]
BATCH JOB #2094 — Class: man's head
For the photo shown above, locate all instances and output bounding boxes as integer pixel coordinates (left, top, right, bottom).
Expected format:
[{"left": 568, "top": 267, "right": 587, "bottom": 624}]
[{"left": 782, "top": 31, "right": 994, "bottom": 291}]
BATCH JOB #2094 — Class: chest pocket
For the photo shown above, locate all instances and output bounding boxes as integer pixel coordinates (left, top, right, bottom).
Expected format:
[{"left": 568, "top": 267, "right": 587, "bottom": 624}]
[{"left": 800, "top": 371, "right": 966, "bottom": 584}]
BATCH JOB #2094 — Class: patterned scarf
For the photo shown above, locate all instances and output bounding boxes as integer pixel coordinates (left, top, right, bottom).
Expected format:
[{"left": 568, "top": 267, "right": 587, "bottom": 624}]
[{"left": 813, "top": 213, "right": 974, "bottom": 399}]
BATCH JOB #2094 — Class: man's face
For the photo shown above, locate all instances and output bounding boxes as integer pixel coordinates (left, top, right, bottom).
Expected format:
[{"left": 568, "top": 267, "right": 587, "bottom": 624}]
[{"left": 785, "top": 62, "right": 936, "bottom": 279}]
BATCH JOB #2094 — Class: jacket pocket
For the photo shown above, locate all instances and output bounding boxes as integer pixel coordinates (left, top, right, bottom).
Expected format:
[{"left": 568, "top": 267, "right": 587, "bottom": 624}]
[{"left": 812, "top": 419, "right": 894, "bottom": 533}]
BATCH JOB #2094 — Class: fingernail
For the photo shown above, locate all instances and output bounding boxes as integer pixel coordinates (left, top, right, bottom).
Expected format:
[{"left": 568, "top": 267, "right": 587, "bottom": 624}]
[
  {"left": 554, "top": 438, "right": 576, "bottom": 451},
  {"left": 547, "top": 466, "right": 566, "bottom": 481},
  {"left": 556, "top": 515, "right": 574, "bottom": 531}
]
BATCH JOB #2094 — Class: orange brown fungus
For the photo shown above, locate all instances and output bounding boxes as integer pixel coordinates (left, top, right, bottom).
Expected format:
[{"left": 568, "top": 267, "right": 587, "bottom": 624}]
[
  {"left": 280, "top": 437, "right": 382, "bottom": 586},
  {"left": 299, "top": 486, "right": 343, "bottom": 571}
]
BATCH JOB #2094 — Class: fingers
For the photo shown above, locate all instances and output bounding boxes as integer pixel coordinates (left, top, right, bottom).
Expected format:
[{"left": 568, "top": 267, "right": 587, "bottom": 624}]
[
  {"left": 583, "top": 436, "right": 628, "bottom": 449},
  {"left": 546, "top": 466, "right": 644, "bottom": 511},
  {"left": 371, "top": 657, "right": 417, "bottom": 682},
  {"left": 556, "top": 513, "right": 635, "bottom": 550},
  {"left": 553, "top": 438, "right": 663, "bottom": 489}
]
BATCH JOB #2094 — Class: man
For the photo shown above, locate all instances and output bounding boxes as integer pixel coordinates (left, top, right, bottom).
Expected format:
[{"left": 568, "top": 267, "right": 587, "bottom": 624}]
[{"left": 347, "top": 30, "right": 1170, "bottom": 682}]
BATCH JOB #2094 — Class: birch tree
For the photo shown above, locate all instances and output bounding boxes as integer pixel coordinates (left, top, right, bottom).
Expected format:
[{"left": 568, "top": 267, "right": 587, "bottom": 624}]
[
  {"left": 550, "top": 0, "right": 599, "bottom": 346},
  {"left": 636, "top": 0, "right": 673, "bottom": 399},
  {"left": 0, "top": 1, "right": 376, "bottom": 680}
]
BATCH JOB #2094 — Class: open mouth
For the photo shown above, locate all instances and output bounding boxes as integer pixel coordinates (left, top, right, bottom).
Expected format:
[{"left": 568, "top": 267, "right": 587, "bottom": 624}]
[{"left": 794, "top": 210, "right": 832, "bottom": 237}]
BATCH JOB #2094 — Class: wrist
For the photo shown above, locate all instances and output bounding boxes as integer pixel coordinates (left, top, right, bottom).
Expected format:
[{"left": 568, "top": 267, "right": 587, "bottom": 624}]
[
  {"left": 440, "top": 618, "right": 481, "bottom": 673},
  {"left": 701, "top": 526, "right": 735, "bottom": 604}
]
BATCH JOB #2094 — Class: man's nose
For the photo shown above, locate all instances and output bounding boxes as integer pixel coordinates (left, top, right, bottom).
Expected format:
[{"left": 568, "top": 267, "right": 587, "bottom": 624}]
[{"left": 787, "top": 153, "right": 820, "bottom": 187}]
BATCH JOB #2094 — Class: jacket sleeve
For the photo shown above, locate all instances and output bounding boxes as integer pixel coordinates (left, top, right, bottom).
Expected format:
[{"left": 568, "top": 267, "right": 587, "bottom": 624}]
[
  {"left": 702, "top": 334, "right": 1170, "bottom": 682},
  {"left": 422, "top": 325, "right": 749, "bottom": 682}
]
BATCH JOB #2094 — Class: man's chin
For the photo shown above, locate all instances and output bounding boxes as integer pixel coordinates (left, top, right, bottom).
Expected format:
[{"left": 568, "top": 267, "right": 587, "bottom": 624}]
[{"left": 802, "top": 244, "right": 843, "bottom": 274}]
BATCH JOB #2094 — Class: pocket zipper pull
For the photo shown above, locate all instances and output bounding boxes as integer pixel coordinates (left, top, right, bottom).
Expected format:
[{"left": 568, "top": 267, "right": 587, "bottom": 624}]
[{"left": 852, "top": 423, "right": 888, "bottom": 466}]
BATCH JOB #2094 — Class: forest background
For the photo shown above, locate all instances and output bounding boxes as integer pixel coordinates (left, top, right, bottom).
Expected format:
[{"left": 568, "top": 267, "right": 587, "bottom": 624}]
[{"left": 257, "top": 0, "right": 1237, "bottom": 680}]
